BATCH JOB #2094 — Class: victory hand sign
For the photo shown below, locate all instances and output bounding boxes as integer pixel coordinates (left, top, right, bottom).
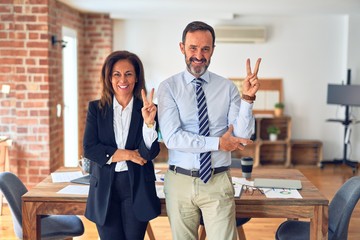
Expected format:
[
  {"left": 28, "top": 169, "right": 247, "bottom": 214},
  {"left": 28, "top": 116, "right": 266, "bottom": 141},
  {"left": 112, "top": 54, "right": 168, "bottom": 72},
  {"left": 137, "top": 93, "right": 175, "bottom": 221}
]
[
  {"left": 242, "top": 58, "right": 261, "bottom": 101},
  {"left": 141, "top": 88, "right": 156, "bottom": 126}
]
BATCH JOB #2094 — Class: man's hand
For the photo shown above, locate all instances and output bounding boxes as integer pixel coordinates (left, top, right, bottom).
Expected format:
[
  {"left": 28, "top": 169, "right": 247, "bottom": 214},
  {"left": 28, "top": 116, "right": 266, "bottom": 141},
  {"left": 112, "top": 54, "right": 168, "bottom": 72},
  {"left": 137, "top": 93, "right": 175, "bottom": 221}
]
[
  {"left": 242, "top": 58, "right": 261, "bottom": 98},
  {"left": 219, "top": 125, "right": 253, "bottom": 151}
]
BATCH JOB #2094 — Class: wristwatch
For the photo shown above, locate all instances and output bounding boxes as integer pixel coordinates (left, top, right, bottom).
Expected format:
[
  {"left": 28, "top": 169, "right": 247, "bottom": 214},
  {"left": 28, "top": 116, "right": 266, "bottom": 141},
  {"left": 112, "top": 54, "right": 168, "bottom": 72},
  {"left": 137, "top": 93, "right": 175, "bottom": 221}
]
[
  {"left": 242, "top": 94, "right": 256, "bottom": 101},
  {"left": 145, "top": 122, "right": 155, "bottom": 128}
]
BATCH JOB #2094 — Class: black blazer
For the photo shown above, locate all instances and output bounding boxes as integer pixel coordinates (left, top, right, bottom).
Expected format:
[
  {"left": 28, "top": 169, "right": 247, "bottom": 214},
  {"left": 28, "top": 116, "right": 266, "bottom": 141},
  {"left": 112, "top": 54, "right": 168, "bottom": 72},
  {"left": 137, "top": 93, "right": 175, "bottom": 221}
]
[{"left": 83, "top": 97, "right": 161, "bottom": 226}]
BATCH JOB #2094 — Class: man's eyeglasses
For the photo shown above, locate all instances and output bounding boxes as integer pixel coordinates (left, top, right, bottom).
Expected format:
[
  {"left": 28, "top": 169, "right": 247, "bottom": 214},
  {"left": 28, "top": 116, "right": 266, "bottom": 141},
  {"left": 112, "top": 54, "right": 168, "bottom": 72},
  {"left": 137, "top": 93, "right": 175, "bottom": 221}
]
[{"left": 242, "top": 185, "right": 264, "bottom": 195}]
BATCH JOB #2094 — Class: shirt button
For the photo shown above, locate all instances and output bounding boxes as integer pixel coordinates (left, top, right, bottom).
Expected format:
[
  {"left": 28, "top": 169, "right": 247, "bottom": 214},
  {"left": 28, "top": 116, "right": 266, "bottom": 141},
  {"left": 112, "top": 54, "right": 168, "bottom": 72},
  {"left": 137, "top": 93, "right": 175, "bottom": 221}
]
[{"left": 106, "top": 154, "right": 109, "bottom": 158}]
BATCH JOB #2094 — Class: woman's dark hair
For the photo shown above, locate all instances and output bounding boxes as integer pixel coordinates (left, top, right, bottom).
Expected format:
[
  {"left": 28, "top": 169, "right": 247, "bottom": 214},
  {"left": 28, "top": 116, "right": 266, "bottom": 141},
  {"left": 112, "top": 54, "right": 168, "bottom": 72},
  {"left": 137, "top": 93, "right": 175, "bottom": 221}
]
[
  {"left": 182, "top": 21, "right": 216, "bottom": 46},
  {"left": 99, "top": 50, "right": 146, "bottom": 109}
]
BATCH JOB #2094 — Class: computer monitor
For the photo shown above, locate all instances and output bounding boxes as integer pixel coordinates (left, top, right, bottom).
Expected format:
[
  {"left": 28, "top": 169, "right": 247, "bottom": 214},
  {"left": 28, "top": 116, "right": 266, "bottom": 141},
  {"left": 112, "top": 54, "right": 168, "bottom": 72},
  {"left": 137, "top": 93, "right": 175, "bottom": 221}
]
[{"left": 327, "top": 84, "right": 360, "bottom": 106}]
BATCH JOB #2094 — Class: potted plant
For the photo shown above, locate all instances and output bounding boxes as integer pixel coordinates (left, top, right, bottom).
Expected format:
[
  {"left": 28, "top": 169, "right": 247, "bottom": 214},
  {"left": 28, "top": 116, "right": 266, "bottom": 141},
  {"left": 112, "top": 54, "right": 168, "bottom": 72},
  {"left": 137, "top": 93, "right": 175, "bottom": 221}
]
[
  {"left": 274, "top": 102, "right": 284, "bottom": 117},
  {"left": 267, "top": 125, "right": 280, "bottom": 141}
]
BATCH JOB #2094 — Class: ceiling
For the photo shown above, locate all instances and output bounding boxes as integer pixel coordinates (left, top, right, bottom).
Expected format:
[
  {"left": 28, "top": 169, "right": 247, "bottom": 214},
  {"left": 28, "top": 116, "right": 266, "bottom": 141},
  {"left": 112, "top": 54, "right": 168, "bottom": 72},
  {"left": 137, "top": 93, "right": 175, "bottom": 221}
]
[{"left": 58, "top": 0, "right": 360, "bottom": 20}]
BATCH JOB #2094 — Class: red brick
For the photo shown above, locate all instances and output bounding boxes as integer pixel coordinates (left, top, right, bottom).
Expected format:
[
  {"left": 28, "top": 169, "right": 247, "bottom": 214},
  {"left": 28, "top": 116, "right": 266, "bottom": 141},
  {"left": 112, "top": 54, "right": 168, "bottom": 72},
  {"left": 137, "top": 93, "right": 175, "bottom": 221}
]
[
  {"left": 0, "top": 58, "right": 23, "bottom": 65},
  {"left": 0, "top": 32, "right": 7, "bottom": 38},
  {"left": 25, "top": 58, "right": 36, "bottom": 65},
  {"left": 15, "top": 67, "right": 26, "bottom": 73},
  {"left": 15, "top": 32, "right": 27, "bottom": 39},
  {"left": 27, "top": 67, "right": 48, "bottom": 74},
  {"left": 38, "top": 15, "right": 48, "bottom": 22},
  {"left": 0, "top": 40, "right": 25, "bottom": 48},
  {"left": 0, "top": 6, "right": 12, "bottom": 13},
  {"left": 30, "top": 50, "right": 48, "bottom": 57},
  {"left": 28, "top": 92, "right": 49, "bottom": 99},
  {"left": 14, "top": 6, "right": 22, "bottom": 13},
  {"left": 29, "top": 32, "right": 39, "bottom": 39},
  {"left": 26, "top": 24, "right": 48, "bottom": 31},
  {"left": 14, "top": 24, "right": 24, "bottom": 31},
  {"left": 39, "top": 59, "right": 48, "bottom": 65},
  {"left": 40, "top": 33, "right": 48, "bottom": 39},
  {"left": 30, "top": 160, "right": 49, "bottom": 167},
  {"left": 17, "top": 127, "right": 29, "bottom": 133},
  {"left": 0, "top": 109, "right": 10, "bottom": 115},
  {"left": 32, "top": 6, "right": 48, "bottom": 14},
  {"left": 0, "top": 49, "right": 27, "bottom": 56},
  {"left": 27, "top": 41, "right": 48, "bottom": 48},
  {"left": 15, "top": 15, "right": 37, "bottom": 22},
  {"left": 0, "top": 66, "right": 11, "bottom": 73},
  {"left": 16, "top": 118, "right": 39, "bottom": 125},
  {"left": 29, "top": 0, "right": 48, "bottom": 4},
  {"left": 0, "top": 14, "right": 14, "bottom": 21},
  {"left": 23, "top": 101, "right": 46, "bottom": 108}
]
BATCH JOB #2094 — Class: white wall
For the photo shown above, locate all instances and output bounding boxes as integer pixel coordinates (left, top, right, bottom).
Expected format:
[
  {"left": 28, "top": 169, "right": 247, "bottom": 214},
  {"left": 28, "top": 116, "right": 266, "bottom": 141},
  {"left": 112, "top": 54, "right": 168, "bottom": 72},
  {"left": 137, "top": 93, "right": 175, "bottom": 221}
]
[
  {"left": 347, "top": 15, "right": 360, "bottom": 163},
  {"left": 113, "top": 15, "right": 360, "bottom": 162}
]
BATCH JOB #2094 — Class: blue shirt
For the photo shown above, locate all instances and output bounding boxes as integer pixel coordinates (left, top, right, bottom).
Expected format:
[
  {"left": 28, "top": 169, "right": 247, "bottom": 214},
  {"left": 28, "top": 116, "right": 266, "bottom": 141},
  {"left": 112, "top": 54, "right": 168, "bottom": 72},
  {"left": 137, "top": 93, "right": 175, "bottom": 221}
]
[{"left": 157, "top": 70, "right": 254, "bottom": 170}]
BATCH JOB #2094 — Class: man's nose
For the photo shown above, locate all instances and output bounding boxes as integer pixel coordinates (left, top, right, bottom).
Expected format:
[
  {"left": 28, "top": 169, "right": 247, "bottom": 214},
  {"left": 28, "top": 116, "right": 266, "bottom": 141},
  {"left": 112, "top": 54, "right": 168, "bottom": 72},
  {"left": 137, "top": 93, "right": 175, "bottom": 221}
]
[{"left": 194, "top": 49, "right": 203, "bottom": 59}]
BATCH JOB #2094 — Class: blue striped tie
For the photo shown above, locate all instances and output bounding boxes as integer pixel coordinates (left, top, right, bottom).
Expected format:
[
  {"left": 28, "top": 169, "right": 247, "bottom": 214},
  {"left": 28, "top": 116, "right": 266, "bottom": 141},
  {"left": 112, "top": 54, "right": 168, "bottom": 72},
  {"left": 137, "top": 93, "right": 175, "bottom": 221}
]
[{"left": 194, "top": 78, "right": 212, "bottom": 183}]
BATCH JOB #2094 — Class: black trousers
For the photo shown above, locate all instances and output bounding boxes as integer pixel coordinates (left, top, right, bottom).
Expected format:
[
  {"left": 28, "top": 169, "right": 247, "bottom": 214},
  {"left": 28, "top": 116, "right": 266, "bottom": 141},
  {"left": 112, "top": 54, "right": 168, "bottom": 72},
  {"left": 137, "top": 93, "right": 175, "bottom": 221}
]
[{"left": 96, "top": 171, "right": 148, "bottom": 240}]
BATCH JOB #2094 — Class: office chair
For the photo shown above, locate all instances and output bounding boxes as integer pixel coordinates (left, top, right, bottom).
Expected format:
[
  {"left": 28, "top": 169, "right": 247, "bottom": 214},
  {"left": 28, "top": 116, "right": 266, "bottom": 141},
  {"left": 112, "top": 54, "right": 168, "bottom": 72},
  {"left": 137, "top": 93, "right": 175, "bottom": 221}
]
[
  {"left": 0, "top": 172, "right": 84, "bottom": 239},
  {"left": 275, "top": 176, "right": 360, "bottom": 240}
]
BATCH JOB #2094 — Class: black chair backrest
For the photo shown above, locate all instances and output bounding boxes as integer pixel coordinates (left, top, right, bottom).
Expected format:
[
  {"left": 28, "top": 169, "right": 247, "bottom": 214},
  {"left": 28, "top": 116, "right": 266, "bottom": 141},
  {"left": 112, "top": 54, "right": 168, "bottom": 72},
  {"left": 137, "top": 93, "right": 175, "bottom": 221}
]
[
  {"left": 328, "top": 176, "right": 360, "bottom": 240},
  {"left": 0, "top": 172, "right": 28, "bottom": 237}
]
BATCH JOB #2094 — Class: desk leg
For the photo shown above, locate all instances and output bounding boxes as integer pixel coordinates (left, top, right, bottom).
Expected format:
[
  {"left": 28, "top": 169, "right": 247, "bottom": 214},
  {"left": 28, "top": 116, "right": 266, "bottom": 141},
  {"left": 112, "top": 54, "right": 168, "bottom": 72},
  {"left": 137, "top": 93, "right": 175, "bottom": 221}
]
[
  {"left": 146, "top": 223, "right": 156, "bottom": 240},
  {"left": 22, "top": 201, "right": 41, "bottom": 240},
  {"left": 254, "top": 143, "right": 261, "bottom": 167},
  {"left": 310, "top": 205, "right": 328, "bottom": 240}
]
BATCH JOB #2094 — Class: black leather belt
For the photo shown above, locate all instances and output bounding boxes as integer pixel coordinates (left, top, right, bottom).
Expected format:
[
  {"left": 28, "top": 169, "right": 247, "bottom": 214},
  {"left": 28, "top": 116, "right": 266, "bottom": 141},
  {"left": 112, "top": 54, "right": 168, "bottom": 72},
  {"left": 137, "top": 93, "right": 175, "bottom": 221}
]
[{"left": 169, "top": 165, "right": 229, "bottom": 177}]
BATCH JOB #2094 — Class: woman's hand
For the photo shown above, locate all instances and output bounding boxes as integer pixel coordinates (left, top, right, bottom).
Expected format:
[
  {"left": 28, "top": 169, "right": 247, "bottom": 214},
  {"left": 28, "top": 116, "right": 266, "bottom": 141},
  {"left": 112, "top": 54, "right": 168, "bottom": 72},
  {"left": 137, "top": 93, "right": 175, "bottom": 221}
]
[
  {"left": 141, "top": 88, "right": 157, "bottom": 126},
  {"left": 112, "top": 149, "right": 147, "bottom": 166},
  {"left": 242, "top": 58, "right": 261, "bottom": 98}
]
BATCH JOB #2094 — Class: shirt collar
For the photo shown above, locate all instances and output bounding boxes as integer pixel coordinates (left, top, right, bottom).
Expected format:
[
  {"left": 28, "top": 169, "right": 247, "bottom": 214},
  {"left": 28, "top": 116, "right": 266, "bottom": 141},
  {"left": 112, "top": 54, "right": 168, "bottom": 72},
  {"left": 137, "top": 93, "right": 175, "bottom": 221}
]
[
  {"left": 184, "top": 70, "right": 210, "bottom": 85},
  {"left": 113, "top": 95, "right": 134, "bottom": 112}
]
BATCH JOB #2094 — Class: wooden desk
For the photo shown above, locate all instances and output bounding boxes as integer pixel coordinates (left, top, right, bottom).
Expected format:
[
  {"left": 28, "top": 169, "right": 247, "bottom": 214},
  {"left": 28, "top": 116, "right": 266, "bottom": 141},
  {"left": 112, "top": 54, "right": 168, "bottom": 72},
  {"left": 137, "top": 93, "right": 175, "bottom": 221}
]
[{"left": 22, "top": 168, "right": 328, "bottom": 240}]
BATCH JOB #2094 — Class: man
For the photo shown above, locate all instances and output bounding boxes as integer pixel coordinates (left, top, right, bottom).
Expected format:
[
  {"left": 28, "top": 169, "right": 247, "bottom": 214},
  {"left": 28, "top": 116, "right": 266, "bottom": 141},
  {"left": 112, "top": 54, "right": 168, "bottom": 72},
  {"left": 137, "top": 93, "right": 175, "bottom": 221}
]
[{"left": 157, "top": 21, "right": 261, "bottom": 240}]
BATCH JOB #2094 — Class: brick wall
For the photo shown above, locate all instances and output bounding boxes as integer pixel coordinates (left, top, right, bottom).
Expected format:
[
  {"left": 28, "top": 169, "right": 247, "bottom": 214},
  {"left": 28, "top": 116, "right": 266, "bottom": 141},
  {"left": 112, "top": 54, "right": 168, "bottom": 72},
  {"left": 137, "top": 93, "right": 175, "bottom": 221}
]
[
  {"left": 80, "top": 13, "right": 112, "bottom": 159},
  {"left": 0, "top": 0, "right": 112, "bottom": 187}
]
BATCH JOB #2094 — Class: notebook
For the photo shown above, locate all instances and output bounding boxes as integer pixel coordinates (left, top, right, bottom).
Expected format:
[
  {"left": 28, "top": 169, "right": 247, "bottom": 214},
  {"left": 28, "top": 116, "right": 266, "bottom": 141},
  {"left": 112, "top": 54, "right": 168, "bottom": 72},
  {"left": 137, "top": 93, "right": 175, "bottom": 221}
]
[
  {"left": 70, "top": 174, "right": 90, "bottom": 185},
  {"left": 254, "top": 178, "right": 302, "bottom": 189}
]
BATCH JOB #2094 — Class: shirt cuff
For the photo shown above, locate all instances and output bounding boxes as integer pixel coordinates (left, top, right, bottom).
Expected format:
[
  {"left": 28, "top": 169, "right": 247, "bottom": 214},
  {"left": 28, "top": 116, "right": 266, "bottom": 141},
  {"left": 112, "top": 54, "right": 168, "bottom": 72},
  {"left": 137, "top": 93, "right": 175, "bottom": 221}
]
[
  {"left": 206, "top": 136, "right": 220, "bottom": 151},
  {"left": 142, "top": 121, "right": 158, "bottom": 149},
  {"left": 106, "top": 156, "right": 112, "bottom": 165},
  {"left": 240, "top": 99, "right": 254, "bottom": 116}
]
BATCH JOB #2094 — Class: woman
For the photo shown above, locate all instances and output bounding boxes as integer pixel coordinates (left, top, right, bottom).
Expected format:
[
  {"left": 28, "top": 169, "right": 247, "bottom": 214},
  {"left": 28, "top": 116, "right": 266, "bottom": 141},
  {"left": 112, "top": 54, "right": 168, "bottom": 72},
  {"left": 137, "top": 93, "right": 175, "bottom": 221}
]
[{"left": 83, "top": 50, "right": 161, "bottom": 240}]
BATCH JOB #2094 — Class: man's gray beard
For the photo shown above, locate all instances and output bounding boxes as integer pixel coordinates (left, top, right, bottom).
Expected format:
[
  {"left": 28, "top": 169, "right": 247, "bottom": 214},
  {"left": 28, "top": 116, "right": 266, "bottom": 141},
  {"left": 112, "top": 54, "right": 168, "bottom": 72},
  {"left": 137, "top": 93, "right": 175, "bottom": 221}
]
[{"left": 187, "top": 62, "right": 209, "bottom": 77}]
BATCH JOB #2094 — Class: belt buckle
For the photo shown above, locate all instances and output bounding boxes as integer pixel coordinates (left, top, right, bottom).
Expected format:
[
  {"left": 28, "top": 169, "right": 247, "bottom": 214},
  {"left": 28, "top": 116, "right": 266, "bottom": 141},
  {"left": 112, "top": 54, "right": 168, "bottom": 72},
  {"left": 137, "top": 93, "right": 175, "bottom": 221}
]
[
  {"left": 190, "top": 168, "right": 197, "bottom": 177},
  {"left": 173, "top": 166, "right": 177, "bottom": 174}
]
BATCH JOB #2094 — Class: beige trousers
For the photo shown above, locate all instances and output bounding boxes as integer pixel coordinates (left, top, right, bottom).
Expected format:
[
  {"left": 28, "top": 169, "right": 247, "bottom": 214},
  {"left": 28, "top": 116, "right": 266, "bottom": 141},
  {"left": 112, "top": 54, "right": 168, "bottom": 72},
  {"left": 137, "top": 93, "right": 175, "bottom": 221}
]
[{"left": 164, "top": 169, "right": 236, "bottom": 240}]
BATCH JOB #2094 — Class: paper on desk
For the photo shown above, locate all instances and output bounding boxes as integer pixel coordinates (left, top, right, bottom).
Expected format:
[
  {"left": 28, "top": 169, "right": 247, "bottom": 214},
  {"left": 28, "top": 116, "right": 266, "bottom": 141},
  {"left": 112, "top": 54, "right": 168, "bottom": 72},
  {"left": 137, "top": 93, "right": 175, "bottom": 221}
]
[
  {"left": 261, "top": 188, "right": 302, "bottom": 199},
  {"left": 51, "top": 171, "right": 83, "bottom": 183},
  {"left": 156, "top": 185, "right": 165, "bottom": 199},
  {"left": 57, "top": 185, "right": 89, "bottom": 195},
  {"left": 233, "top": 184, "right": 242, "bottom": 197},
  {"left": 232, "top": 177, "right": 254, "bottom": 186},
  {"left": 155, "top": 173, "right": 165, "bottom": 183}
]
